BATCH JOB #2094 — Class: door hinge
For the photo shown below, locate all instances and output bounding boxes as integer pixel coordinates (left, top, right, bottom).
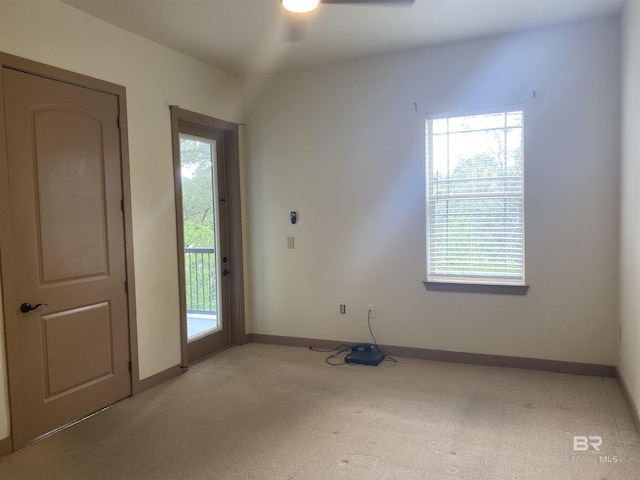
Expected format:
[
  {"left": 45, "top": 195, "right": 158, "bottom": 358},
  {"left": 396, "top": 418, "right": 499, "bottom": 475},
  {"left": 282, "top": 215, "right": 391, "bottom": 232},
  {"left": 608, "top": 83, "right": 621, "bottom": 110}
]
[
  {"left": 120, "top": 198, "right": 124, "bottom": 212},
  {"left": 117, "top": 116, "right": 121, "bottom": 129},
  {"left": 128, "top": 361, "right": 132, "bottom": 372},
  {"left": 124, "top": 281, "right": 128, "bottom": 294}
]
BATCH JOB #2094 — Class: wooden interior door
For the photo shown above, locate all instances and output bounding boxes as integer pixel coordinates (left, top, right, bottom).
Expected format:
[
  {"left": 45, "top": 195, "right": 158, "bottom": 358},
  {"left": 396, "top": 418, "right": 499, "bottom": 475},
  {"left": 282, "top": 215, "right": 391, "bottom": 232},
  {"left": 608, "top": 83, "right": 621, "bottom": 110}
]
[{"left": 2, "top": 67, "right": 131, "bottom": 443}]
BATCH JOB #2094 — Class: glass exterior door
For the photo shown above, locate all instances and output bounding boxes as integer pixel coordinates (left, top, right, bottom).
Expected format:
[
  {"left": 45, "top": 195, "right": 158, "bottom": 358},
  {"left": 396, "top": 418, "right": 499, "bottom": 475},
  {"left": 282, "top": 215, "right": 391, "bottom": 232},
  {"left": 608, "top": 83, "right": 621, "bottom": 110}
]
[{"left": 179, "top": 133, "right": 224, "bottom": 343}]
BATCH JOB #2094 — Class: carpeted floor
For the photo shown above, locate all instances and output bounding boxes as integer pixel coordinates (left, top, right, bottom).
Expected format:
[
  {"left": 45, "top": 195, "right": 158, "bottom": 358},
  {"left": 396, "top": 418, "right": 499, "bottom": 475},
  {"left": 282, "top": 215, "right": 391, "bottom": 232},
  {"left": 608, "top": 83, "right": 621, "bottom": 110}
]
[{"left": 0, "top": 343, "right": 638, "bottom": 480}]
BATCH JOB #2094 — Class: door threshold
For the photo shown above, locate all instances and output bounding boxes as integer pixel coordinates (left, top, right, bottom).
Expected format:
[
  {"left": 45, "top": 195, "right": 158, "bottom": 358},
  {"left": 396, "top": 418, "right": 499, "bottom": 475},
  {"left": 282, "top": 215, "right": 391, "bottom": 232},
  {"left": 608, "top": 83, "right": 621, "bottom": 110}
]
[
  {"left": 189, "top": 344, "right": 234, "bottom": 366},
  {"left": 25, "top": 397, "right": 127, "bottom": 446}
]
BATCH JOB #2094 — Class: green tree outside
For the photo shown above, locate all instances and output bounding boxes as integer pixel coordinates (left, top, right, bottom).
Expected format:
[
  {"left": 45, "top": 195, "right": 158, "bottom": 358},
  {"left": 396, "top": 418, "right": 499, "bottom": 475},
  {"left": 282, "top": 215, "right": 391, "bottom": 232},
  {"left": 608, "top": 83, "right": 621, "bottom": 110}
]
[{"left": 180, "top": 138, "right": 218, "bottom": 313}]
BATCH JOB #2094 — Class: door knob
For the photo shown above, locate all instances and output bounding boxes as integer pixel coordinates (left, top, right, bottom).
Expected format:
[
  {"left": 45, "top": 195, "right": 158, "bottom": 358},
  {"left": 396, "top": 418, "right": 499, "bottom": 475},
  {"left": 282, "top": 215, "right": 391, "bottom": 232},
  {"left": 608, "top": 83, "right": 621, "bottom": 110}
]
[
  {"left": 20, "top": 302, "right": 47, "bottom": 313},
  {"left": 222, "top": 269, "right": 230, "bottom": 276}
]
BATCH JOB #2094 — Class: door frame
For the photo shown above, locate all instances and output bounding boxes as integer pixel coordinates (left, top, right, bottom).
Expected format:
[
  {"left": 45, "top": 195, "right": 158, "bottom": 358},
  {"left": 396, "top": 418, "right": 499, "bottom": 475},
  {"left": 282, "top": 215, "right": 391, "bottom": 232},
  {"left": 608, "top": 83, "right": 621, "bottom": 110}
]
[
  {"left": 0, "top": 53, "right": 140, "bottom": 450},
  {"left": 170, "top": 106, "right": 246, "bottom": 367}
]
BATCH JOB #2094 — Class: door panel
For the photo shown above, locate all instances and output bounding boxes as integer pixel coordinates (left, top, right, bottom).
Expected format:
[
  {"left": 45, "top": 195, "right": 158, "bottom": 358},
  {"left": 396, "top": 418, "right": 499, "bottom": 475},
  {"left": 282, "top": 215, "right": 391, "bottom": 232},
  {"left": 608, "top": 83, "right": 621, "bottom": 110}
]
[
  {"left": 2, "top": 67, "right": 131, "bottom": 442},
  {"left": 34, "top": 108, "right": 109, "bottom": 283},
  {"left": 42, "top": 302, "right": 114, "bottom": 398}
]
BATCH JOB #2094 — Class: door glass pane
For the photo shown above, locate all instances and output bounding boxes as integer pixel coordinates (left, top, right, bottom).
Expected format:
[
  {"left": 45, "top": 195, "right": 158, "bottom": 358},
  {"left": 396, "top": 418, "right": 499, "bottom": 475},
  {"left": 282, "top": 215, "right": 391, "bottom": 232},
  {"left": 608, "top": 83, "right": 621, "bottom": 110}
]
[{"left": 179, "top": 134, "right": 222, "bottom": 341}]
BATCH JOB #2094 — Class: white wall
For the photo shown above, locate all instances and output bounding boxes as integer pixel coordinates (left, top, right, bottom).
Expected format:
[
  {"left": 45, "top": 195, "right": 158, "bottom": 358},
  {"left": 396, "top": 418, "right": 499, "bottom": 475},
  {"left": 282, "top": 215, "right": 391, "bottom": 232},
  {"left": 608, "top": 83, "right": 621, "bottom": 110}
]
[
  {"left": 0, "top": 0, "right": 242, "bottom": 440},
  {"left": 620, "top": 0, "right": 640, "bottom": 418},
  {"left": 243, "top": 18, "right": 621, "bottom": 365}
]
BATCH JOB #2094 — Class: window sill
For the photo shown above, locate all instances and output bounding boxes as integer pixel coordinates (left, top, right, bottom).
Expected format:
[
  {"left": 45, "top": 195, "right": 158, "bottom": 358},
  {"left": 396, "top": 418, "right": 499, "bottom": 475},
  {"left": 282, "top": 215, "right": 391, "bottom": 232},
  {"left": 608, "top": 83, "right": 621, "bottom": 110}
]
[{"left": 423, "top": 282, "right": 529, "bottom": 295}]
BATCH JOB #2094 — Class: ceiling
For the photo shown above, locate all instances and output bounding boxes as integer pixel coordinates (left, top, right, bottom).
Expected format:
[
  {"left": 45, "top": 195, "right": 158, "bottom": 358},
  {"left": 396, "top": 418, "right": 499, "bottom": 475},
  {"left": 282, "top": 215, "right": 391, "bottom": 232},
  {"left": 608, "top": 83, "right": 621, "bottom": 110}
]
[{"left": 58, "top": 0, "right": 626, "bottom": 76}]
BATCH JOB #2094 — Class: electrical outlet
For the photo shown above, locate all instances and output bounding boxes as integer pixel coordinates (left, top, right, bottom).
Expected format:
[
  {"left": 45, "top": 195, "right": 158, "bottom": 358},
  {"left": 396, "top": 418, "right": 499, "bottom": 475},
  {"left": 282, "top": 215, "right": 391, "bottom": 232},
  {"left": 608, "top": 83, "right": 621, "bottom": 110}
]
[
  {"left": 340, "top": 304, "right": 346, "bottom": 315},
  {"left": 367, "top": 305, "right": 376, "bottom": 318}
]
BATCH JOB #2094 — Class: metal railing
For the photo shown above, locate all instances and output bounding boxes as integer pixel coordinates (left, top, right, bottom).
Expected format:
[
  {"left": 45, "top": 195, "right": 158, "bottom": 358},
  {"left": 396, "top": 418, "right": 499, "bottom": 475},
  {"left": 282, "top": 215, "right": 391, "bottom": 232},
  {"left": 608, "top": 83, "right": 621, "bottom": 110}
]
[{"left": 185, "top": 247, "right": 217, "bottom": 315}]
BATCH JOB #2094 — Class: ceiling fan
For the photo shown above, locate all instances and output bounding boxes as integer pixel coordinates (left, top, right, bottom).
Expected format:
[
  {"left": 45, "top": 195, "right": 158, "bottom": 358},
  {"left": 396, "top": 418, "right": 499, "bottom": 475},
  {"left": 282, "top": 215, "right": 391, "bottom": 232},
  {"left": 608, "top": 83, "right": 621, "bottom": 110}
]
[
  {"left": 281, "top": 0, "right": 415, "bottom": 14},
  {"left": 280, "top": 0, "right": 415, "bottom": 41}
]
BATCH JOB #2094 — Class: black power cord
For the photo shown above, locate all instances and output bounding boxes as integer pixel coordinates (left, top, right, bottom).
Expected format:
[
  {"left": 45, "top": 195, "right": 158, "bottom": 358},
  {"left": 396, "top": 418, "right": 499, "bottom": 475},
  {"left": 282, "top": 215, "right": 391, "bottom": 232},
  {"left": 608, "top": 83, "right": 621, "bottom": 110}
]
[
  {"left": 308, "top": 344, "right": 349, "bottom": 353},
  {"left": 325, "top": 346, "right": 351, "bottom": 366},
  {"left": 307, "top": 344, "right": 351, "bottom": 365},
  {"left": 367, "top": 308, "right": 397, "bottom": 365}
]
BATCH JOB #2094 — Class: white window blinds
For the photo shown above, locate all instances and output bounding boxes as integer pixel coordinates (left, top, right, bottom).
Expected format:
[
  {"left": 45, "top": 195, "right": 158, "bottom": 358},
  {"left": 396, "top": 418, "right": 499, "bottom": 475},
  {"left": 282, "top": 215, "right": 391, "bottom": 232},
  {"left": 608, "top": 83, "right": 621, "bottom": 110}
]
[{"left": 426, "top": 108, "right": 525, "bottom": 285}]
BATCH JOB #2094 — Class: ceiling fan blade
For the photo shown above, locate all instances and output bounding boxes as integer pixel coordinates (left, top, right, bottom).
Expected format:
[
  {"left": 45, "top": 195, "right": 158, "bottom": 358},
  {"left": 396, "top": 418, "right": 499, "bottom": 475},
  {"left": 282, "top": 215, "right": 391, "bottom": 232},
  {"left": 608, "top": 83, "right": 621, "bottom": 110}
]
[
  {"left": 284, "top": 15, "right": 308, "bottom": 42},
  {"left": 321, "top": 0, "right": 414, "bottom": 5}
]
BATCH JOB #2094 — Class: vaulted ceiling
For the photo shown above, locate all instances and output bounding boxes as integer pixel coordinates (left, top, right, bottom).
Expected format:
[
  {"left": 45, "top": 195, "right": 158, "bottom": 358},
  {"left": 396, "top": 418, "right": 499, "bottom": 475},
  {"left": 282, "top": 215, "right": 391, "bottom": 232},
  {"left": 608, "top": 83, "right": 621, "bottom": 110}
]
[{"left": 59, "top": 0, "right": 626, "bottom": 76}]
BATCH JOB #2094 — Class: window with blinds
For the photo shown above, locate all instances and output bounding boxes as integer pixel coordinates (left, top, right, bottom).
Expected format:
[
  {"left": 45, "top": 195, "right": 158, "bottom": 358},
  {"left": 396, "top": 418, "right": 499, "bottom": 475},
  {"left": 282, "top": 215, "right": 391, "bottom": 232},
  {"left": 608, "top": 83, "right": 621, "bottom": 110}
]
[{"left": 426, "top": 107, "right": 524, "bottom": 285}]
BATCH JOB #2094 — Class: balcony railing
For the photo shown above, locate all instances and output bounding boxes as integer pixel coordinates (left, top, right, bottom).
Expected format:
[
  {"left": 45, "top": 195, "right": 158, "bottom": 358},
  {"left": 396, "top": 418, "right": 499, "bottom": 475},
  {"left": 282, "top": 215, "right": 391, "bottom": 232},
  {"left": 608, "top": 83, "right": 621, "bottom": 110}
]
[{"left": 185, "top": 247, "right": 217, "bottom": 315}]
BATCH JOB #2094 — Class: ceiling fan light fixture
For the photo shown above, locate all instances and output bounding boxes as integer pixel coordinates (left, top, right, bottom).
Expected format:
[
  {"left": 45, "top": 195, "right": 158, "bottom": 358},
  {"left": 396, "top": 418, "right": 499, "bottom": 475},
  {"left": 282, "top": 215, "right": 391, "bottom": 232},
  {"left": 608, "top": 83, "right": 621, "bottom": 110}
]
[{"left": 281, "top": 0, "right": 320, "bottom": 14}]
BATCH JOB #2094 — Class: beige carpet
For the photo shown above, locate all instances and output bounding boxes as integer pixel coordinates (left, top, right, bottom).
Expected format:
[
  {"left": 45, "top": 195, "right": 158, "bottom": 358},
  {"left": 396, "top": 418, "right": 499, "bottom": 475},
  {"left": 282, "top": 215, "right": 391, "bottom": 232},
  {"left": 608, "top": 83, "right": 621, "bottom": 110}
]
[{"left": 0, "top": 343, "right": 639, "bottom": 480}]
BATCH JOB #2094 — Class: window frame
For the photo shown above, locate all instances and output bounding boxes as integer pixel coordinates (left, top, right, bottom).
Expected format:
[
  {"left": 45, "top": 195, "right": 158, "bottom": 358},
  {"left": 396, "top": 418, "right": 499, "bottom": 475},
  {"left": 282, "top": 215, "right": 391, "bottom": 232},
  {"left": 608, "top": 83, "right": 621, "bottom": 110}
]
[{"left": 424, "top": 105, "right": 528, "bottom": 295}]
